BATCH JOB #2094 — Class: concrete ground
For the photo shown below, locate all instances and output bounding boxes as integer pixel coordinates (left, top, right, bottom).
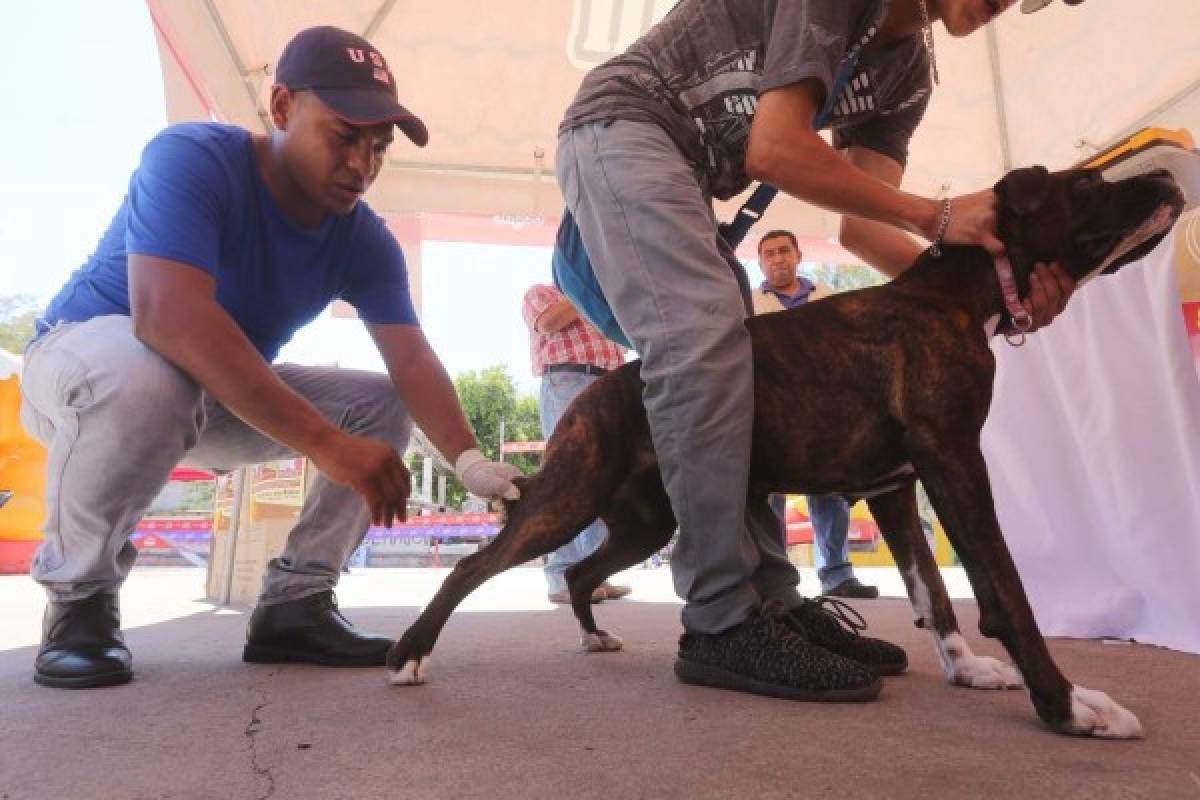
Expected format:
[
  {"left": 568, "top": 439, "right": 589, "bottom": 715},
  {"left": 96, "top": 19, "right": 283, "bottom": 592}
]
[{"left": 1, "top": 566, "right": 1198, "bottom": 800}]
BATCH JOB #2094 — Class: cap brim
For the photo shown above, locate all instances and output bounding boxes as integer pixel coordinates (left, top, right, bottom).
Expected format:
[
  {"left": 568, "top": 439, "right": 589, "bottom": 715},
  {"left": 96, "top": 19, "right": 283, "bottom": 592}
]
[{"left": 311, "top": 86, "right": 429, "bottom": 147}]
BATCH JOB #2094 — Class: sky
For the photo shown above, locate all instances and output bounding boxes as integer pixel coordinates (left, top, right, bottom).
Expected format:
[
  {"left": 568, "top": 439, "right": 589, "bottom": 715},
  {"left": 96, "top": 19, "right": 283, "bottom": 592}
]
[{"left": 0, "top": 3, "right": 772, "bottom": 399}]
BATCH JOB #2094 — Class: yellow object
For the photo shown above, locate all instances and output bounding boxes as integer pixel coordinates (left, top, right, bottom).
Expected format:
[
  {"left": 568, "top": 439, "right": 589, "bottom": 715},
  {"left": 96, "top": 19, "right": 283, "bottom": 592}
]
[
  {"left": 0, "top": 360, "right": 48, "bottom": 545},
  {"left": 786, "top": 495, "right": 956, "bottom": 568},
  {"left": 1079, "top": 127, "right": 1194, "bottom": 170}
]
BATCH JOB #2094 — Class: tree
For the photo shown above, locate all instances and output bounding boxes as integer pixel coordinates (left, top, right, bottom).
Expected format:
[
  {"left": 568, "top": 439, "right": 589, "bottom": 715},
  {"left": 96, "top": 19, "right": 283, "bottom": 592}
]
[
  {"left": 438, "top": 365, "right": 543, "bottom": 509},
  {"left": 802, "top": 263, "right": 887, "bottom": 292},
  {"left": 0, "top": 295, "right": 39, "bottom": 354}
]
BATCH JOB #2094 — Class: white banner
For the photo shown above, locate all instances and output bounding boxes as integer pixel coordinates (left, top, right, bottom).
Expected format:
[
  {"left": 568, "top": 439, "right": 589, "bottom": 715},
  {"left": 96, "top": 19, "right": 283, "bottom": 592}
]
[{"left": 981, "top": 233, "right": 1200, "bottom": 654}]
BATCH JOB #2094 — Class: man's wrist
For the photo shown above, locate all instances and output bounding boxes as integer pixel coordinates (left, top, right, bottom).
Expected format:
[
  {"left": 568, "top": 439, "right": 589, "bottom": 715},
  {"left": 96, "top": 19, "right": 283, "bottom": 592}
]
[{"left": 912, "top": 196, "right": 942, "bottom": 241}]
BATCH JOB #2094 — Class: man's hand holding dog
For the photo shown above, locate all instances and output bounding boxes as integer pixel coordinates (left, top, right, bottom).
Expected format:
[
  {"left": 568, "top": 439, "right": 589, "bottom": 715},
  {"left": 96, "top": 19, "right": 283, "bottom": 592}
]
[
  {"left": 946, "top": 189, "right": 1077, "bottom": 331},
  {"left": 1022, "top": 261, "right": 1076, "bottom": 331}
]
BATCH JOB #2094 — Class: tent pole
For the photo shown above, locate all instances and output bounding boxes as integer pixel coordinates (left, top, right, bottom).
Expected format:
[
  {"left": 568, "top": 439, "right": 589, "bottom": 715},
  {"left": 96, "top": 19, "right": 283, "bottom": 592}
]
[
  {"left": 985, "top": 26, "right": 1014, "bottom": 172},
  {"left": 201, "top": 0, "right": 271, "bottom": 133},
  {"left": 364, "top": 0, "right": 400, "bottom": 40}
]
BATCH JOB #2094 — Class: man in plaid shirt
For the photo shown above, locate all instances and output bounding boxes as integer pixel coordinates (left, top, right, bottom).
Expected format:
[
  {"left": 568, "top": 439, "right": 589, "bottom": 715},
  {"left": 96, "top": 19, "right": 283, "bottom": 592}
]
[{"left": 522, "top": 283, "right": 632, "bottom": 604}]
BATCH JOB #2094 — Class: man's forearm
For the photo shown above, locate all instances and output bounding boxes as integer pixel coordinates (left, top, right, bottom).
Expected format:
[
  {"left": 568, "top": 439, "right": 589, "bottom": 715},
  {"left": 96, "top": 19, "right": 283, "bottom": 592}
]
[
  {"left": 841, "top": 216, "right": 928, "bottom": 279},
  {"left": 749, "top": 133, "right": 937, "bottom": 240},
  {"left": 535, "top": 299, "right": 579, "bottom": 334},
  {"left": 134, "top": 302, "right": 338, "bottom": 456},
  {"left": 387, "top": 343, "right": 477, "bottom": 462}
]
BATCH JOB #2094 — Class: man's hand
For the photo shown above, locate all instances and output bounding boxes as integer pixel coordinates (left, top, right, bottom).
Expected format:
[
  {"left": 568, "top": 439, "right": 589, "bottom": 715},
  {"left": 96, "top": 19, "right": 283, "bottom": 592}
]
[
  {"left": 454, "top": 448, "right": 522, "bottom": 501},
  {"left": 310, "top": 432, "right": 411, "bottom": 527},
  {"left": 944, "top": 189, "right": 1005, "bottom": 257},
  {"left": 1022, "top": 261, "right": 1076, "bottom": 331}
]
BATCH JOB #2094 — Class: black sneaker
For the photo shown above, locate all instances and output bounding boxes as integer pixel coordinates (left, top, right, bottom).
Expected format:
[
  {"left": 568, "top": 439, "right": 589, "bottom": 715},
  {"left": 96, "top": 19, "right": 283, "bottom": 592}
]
[
  {"left": 822, "top": 577, "right": 880, "bottom": 599},
  {"left": 786, "top": 597, "right": 908, "bottom": 676},
  {"left": 675, "top": 610, "right": 881, "bottom": 702}
]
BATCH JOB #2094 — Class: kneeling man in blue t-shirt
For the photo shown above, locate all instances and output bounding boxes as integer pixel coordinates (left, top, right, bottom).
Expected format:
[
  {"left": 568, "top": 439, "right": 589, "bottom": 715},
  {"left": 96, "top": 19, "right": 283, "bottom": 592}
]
[{"left": 21, "top": 26, "right": 520, "bottom": 689}]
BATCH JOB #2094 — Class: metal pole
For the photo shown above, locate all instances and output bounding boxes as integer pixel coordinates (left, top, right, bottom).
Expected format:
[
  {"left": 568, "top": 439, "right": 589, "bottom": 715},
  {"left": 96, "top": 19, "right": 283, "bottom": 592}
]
[
  {"left": 220, "top": 467, "right": 248, "bottom": 605},
  {"left": 498, "top": 417, "right": 506, "bottom": 463}
]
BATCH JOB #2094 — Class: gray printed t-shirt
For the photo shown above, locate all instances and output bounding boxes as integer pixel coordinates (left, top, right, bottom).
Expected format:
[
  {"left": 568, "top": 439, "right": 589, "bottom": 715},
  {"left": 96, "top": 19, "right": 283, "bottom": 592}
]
[{"left": 559, "top": 0, "right": 931, "bottom": 201}]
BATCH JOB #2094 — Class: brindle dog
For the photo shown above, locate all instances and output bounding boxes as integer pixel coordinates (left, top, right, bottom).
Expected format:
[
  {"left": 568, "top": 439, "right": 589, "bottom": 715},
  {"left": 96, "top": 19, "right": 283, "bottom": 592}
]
[{"left": 389, "top": 165, "right": 1184, "bottom": 739}]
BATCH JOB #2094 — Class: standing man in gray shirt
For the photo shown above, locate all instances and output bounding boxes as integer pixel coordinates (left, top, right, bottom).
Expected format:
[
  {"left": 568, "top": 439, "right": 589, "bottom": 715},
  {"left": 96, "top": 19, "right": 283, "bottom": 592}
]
[{"left": 556, "top": 0, "right": 1082, "bottom": 701}]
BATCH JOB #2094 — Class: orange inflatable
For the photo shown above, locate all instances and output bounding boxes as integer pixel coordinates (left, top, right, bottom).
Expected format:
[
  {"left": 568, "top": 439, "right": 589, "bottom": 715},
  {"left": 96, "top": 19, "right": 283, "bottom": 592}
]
[{"left": 0, "top": 350, "right": 47, "bottom": 574}]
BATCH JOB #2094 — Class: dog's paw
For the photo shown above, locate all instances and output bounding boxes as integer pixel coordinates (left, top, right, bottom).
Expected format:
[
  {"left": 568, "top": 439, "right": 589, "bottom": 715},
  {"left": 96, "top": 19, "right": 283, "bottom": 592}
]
[
  {"left": 950, "top": 654, "right": 1024, "bottom": 690},
  {"left": 1060, "top": 686, "right": 1143, "bottom": 739},
  {"left": 935, "top": 634, "right": 1024, "bottom": 690},
  {"left": 581, "top": 629, "right": 624, "bottom": 653},
  {"left": 387, "top": 656, "right": 431, "bottom": 686}
]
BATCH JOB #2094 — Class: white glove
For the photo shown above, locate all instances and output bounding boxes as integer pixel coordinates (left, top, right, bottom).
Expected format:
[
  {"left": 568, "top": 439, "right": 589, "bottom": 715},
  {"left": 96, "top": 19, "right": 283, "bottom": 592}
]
[{"left": 454, "top": 448, "right": 522, "bottom": 501}]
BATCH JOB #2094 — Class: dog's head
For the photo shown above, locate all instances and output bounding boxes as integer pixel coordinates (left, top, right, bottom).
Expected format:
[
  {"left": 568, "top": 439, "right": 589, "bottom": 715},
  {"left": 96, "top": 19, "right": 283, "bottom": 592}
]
[{"left": 994, "top": 165, "right": 1185, "bottom": 286}]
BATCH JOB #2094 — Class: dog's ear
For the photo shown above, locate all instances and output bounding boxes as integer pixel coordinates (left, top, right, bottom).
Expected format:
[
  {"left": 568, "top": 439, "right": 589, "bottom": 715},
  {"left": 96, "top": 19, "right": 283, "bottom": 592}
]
[{"left": 995, "top": 165, "right": 1051, "bottom": 217}]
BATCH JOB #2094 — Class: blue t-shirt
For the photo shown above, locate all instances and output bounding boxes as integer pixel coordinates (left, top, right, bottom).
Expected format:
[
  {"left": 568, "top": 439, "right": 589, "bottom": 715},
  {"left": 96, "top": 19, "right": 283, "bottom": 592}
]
[
  {"left": 759, "top": 277, "right": 816, "bottom": 309},
  {"left": 38, "top": 122, "right": 418, "bottom": 361}
]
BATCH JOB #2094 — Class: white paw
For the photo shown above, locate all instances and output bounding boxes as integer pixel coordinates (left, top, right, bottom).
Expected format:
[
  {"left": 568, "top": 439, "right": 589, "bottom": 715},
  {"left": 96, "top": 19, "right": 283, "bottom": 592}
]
[
  {"left": 1064, "top": 686, "right": 1143, "bottom": 739},
  {"left": 934, "top": 634, "right": 1024, "bottom": 690},
  {"left": 581, "top": 630, "right": 624, "bottom": 653},
  {"left": 388, "top": 656, "right": 431, "bottom": 686},
  {"left": 950, "top": 655, "right": 1025, "bottom": 690}
]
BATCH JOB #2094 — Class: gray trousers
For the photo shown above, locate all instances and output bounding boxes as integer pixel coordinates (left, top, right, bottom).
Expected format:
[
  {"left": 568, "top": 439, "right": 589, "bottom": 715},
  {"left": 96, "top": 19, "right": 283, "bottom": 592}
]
[
  {"left": 19, "top": 315, "right": 411, "bottom": 605},
  {"left": 557, "top": 120, "right": 802, "bottom": 634}
]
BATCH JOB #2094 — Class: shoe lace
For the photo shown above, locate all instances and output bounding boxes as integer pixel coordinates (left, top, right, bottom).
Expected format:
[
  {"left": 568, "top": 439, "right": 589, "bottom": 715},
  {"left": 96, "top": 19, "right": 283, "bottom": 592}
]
[
  {"left": 760, "top": 601, "right": 808, "bottom": 654},
  {"left": 805, "top": 597, "right": 868, "bottom": 638}
]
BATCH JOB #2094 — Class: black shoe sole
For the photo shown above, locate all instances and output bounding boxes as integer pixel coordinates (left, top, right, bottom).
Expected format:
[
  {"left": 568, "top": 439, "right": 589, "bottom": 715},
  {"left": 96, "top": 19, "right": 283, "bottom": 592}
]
[
  {"left": 34, "top": 669, "right": 132, "bottom": 689},
  {"left": 868, "top": 659, "right": 909, "bottom": 677},
  {"left": 242, "top": 643, "right": 387, "bottom": 667},
  {"left": 674, "top": 658, "right": 882, "bottom": 703}
]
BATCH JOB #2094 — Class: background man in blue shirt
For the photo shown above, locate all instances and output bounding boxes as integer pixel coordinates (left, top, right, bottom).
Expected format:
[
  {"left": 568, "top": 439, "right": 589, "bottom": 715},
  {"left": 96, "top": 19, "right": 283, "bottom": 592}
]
[
  {"left": 20, "top": 26, "right": 520, "bottom": 689},
  {"left": 753, "top": 229, "right": 881, "bottom": 600}
]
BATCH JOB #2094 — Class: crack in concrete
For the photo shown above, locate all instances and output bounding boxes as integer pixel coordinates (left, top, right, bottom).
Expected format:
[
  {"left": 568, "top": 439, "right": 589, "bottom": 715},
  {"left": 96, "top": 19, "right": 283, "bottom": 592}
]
[{"left": 244, "top": 693, "right": 276, "bottom": 800}]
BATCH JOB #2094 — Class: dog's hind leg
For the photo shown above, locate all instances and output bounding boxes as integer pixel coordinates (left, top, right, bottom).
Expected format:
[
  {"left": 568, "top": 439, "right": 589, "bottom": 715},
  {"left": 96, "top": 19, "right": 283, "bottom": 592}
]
[
  {"left": 565, "top": 467, "right": 675, "bottom": 653},
  {"left": 867, "top": 485, "right": 1022, "bottom": 690},
  {"left": 908, "top": 437, "right": 1141, "bottom": 738},
  {"left": 387, "top": 474, "right": 609, "bottom": 686}
]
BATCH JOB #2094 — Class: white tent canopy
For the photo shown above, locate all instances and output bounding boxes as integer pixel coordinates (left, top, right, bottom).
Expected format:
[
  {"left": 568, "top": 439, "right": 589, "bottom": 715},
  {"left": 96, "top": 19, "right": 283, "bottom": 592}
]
[{"left": 147, "top": 0, "right": 1200, "bottom": 257}]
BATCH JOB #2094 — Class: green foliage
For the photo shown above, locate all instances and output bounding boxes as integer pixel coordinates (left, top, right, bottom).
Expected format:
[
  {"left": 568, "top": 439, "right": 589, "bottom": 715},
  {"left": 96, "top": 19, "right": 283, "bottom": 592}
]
[
  {"left": 801, "top": 263, "right": 887, "bottom": 292},
  {"left": 438, "top": 365, "right": 543, "bottom": 509},
  {"left": 0, "top": 295, "right": 39, "bottom": 354}
]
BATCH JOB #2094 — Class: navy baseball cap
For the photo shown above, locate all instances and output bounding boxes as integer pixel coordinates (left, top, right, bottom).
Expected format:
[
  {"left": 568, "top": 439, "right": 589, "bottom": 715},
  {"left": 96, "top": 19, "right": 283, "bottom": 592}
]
[
  {"left": 276, "top": 26, "right": 428, "bottom": 147},
  {"left": 1021, "top": 0, "right": 1086, "bottom": 12}
]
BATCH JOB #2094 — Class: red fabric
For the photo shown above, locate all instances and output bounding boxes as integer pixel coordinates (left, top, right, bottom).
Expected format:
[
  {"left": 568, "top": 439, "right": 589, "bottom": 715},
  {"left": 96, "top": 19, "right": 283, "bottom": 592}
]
[{"left": 521, "top": 284, "right": 626, "bottom": 376}]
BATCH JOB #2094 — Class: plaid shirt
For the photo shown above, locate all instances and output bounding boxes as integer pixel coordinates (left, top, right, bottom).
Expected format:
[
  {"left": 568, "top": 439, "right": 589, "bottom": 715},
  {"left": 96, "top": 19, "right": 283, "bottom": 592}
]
[{"left": 522, "top": 284, "right": 626, "bottom": 377}]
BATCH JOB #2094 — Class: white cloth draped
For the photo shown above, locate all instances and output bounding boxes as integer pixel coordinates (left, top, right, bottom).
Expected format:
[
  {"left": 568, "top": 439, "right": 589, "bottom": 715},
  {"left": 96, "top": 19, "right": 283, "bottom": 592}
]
[{"left": 980, "top": 233, "right": 1200, "bottom": 654}]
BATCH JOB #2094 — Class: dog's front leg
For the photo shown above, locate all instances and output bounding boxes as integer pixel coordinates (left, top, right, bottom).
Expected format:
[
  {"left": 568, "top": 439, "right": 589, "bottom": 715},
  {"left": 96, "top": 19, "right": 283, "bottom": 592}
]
[
  {"left": 867, "top": 486, "right": 1021, "bottom": 690},
  {"left": 908, "top": 437, "right": 1142, "bottom": 738}
]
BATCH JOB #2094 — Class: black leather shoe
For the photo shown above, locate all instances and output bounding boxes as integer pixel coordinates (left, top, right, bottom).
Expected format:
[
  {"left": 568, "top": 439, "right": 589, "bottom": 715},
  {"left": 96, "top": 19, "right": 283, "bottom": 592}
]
[
  {"left": 34, "top": 592, "right": 133, "bottom": 689},
  {"left": 243, "top": 590, "right": 393, "bottom": 667}
]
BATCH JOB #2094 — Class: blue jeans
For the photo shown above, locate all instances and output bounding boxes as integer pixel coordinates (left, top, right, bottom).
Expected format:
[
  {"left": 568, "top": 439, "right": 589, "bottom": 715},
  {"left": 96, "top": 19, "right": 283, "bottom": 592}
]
[
  {"left": 770, "top": 493, "right": 854, "bottom": 592},
  {"left": 539, "top": 370, "right": 608, "bottom": 594}
]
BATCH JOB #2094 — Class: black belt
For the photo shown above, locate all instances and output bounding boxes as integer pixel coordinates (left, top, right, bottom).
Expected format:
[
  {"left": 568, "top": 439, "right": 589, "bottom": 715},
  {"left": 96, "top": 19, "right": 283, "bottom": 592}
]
[{"left": 544, "top": 363, "right": 609, "bottom": 377}]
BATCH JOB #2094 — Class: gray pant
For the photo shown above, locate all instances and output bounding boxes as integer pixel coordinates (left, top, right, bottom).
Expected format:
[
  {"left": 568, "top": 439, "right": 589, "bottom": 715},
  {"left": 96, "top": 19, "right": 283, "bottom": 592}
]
[
  {"left": 556, "top": 120, "right": 801, "bottom": 634},
  {"left": 19, "top": 315, "right": 411, "bottom": 605}
]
